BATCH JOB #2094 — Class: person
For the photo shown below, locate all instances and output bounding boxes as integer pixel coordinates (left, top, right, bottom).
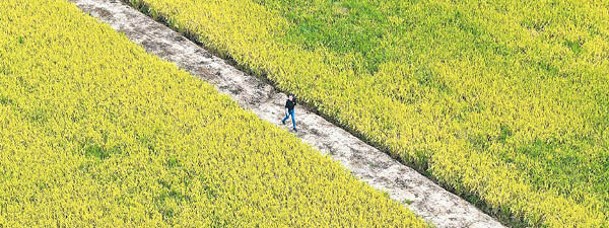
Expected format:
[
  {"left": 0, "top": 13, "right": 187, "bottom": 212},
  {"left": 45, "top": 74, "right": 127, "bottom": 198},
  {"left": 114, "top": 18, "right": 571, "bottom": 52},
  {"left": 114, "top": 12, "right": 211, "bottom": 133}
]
[{"left": 281, "top": 94, "right": 297, "bottom": 132}]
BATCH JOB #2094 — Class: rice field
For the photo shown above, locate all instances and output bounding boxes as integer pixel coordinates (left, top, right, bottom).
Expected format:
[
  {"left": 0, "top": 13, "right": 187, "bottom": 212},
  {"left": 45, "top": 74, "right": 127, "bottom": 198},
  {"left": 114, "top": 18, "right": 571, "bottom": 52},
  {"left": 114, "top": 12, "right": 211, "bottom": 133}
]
[
  {"left": 0, "top": 0, "right": 427, "bottom": 226},
  {"left": 125, "top": 0, "right": 609, "bottom": 226}
]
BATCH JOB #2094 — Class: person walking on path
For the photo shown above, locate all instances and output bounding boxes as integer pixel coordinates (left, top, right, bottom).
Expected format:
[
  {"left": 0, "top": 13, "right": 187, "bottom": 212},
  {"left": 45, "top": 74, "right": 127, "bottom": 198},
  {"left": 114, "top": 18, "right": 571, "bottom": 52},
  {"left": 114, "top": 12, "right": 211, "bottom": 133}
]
[{"left": 282, "top": 94, "right": 297, "bottom": 132}]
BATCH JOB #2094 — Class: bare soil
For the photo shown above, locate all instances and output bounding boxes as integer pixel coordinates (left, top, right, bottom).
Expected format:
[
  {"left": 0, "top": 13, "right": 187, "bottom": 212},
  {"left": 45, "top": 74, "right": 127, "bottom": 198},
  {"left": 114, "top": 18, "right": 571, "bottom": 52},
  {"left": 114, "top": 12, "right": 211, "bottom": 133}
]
[{"left": 70, "top": 0, "right": 504, "bottom": 227}]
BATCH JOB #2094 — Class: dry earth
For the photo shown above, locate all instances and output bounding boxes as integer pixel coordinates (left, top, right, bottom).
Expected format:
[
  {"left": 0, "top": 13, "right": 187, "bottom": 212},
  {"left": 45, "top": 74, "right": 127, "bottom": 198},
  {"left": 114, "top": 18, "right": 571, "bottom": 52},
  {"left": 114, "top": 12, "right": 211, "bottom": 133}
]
[{"left": 70, "top": 0, "right": 504, "bottom": 227}]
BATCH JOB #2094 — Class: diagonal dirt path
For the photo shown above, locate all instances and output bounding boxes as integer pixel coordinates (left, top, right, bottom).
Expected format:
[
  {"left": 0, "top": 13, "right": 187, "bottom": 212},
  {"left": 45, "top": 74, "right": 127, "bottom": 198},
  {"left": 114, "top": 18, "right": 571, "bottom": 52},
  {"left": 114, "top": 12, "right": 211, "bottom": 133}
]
[{"left": 70, "top": 0, "right": 504, "bottom": 227}]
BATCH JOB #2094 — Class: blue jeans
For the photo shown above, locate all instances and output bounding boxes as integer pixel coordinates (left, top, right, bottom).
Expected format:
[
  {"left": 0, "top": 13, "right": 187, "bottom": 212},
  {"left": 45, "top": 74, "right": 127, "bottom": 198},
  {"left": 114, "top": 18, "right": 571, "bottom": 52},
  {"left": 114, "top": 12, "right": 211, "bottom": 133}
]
[{"left": 282, "top": 109, "right": 296, "bottom": 130}]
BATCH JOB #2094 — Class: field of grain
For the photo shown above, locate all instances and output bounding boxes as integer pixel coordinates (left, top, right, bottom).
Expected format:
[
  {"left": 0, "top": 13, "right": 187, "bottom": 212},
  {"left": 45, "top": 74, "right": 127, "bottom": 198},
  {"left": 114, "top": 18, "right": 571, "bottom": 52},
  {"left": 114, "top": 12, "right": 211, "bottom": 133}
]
[
  {"left": 125, "top": 0, "right": 609, "bottom": 226},
  {"left": 0, "top": 0, "right": 427, "bottom": 226}
]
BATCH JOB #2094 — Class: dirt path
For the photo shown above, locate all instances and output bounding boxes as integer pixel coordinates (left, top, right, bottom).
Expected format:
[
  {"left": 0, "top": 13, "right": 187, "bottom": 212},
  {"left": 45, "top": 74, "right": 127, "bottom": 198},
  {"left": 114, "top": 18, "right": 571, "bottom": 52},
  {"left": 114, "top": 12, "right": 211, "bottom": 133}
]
[{"left": 70, "top": 0, "right": 504, "bottom": 227}]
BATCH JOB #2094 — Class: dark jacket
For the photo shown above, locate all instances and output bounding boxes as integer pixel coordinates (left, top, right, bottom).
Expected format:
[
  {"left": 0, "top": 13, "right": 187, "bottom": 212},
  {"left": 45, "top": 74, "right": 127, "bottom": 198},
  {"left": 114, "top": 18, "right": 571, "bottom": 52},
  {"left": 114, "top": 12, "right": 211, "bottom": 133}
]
[{"left": 285, "top": 99, "right": 296, "bottom": 111}]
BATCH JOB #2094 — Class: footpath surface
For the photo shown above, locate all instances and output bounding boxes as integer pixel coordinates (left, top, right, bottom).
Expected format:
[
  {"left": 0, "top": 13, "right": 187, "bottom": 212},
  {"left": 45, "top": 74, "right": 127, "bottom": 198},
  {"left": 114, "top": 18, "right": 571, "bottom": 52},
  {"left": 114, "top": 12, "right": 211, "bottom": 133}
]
[{"left": 71, "top": 0, "right": 504, "bottom": 227}]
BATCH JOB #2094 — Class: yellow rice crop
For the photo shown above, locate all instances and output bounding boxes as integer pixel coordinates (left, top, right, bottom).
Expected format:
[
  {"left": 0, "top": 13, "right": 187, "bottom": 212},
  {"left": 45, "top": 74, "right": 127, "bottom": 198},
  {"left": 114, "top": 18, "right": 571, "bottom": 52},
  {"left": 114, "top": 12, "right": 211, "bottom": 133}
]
[
  {"left": 126, "top": 0, "right": 609, "bottom": 226},
  {"left": 0, "top": 0, "right": 427, "bottom": 226}
]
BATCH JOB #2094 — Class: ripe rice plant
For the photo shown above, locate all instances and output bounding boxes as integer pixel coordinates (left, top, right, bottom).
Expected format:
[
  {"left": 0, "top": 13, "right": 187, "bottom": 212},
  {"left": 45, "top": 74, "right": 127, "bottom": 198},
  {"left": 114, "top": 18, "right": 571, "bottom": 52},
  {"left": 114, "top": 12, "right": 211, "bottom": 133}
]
[
  {"left": 0, "top": 0, "right": 427, "bottom": 226},
  {"left": 125, "top": 0, "right": 609, "bottom": 226}
]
